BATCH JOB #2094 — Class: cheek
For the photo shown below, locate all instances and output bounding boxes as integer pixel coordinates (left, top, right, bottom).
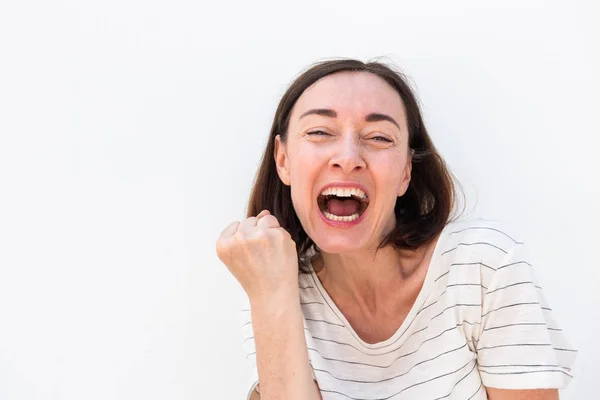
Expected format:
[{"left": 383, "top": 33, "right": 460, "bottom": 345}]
[
  {"left": 288, "top": 163, "right": 311, "bottom": 197},
  {"left": 289, "top": 185, "right": 315, "bottom": 228},
  {"left": 373, "top": 155, "right": 410, "bottom": 192},
  {"left": 288, "top": 154, "right": 321, "bottom": 217},
  {"left": 289, "top": 149, "right": 320, "bottom": 183}
]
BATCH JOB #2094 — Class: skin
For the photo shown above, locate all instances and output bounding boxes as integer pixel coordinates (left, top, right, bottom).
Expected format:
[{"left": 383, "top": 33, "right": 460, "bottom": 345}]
[{"left": 224, "top": 71, "right": 559, "bottom": 399}]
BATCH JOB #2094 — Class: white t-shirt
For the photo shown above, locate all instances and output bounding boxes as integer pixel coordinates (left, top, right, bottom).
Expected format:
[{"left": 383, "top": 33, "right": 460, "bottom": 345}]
[{"left": 240, "top": 219, "right": 576, "bottom": 399}]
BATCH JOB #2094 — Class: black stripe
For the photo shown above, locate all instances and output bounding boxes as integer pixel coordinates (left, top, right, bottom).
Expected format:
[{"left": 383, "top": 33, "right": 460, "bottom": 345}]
[
  {"left": 542, "top": 306, "right": 553, "bottom": 311},
  {"left": 305, "top": 318, "right": 345, "bottom": 327},
  {"left": 418, "top": 288, "right": 450, "bottom": 312},
  {"left": 318, "top": 358, "right": 475, "bottom": 400},
  {"left": 433, "top": 361, "right": 479, "bottom": 400},
  {"left": 310, "top": 320, "right": 476, "bottom": 364},
  {"left": 450, "top": 261, "right": 496, "bottom": 271},
  {"left": 481, "top": 301, "right": 539, "bottom": 317},
  {"left": 478, "top": 363, "right": 570, "bottom": 371},
  {"left": 308, "top": 342, "right": 465, "bottom": 369},
  {"left": 449, "top": 226, "right": 524, "bottom": 244},
  {"left": 442, "top": 242, "right": 507, "bottom": 256},
  {"left": 344, "top": 305, "right": 480, "bottom": 358},
  {"left": 373, "top": 304, "right": 482, "bottom": 357},
  {"left": 434, "top": 261, "right": 495, "bottom": 282},
  {"left": 496, "top": 260, "right": 531, "bottom": 270},
  {"left": 300, "top": 301, "right": 324, "bottom": 306},
  {"left": 485, "top": 281, "right": 534, "bottom": 295},
  {"left": 417, "top": 283, "right": 478, "bottom": 316},
  {"left": 388, "top": 358, "right": 475, "bottom": 399},
  {"left": 482, "top": 322, "right": 546, "bottom": 332},
  {"left": 446, "top": 283, "right": 488, "bottom": 290},
  {"left": 241, "top": 320, "right": 252, "bottom": 328},
  {"left": 477, "top": 343, "right": 552, "bottom": 351},
  {"left": 434, "top": 271, "right": 450, "bottom": 282},
  {"left": 312, "top": 322, "right": 457, "bottom": 358},
  {"left": 311, "top": 342, "right": 469, "bottom": 383},
  {"left": 479, "top": 368, "right": 573, "bottom": 379},
  {"left": 426, "top": 304, "right": 481, "bottom": 326},
  {"left": 554, "top": 347, "right": 578, "bottom": 352},
  {"left": 467, "top": 382, "right": 484, "bottom": 400},
  {"left": 299, "top": 285, "right": 315, "bottom": 290}
]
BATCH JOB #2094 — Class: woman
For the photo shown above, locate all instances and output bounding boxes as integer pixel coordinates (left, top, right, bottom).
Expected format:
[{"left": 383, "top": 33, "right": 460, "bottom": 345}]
[{"left": 216, "top": 59, "right": 576, "bottom": 399}]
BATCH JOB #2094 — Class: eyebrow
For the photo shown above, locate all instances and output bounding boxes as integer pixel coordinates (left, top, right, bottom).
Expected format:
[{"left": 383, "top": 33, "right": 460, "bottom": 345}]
[{"left": 299, "top": 108, "right": 401, "bottom": 130}]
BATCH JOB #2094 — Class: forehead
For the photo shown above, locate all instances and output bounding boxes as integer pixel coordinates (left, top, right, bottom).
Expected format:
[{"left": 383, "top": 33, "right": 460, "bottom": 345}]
[{"left": 291, "top": 71, "right": 406, "bottom": 121}]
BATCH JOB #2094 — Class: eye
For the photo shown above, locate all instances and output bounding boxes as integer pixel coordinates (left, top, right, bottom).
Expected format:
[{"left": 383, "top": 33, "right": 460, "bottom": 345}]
[
  {"left": 372, "top": 136, "right": 392, "bottom": 143},
  {"left": 306, "top": 130, "right": 330, "bottom": 136}
]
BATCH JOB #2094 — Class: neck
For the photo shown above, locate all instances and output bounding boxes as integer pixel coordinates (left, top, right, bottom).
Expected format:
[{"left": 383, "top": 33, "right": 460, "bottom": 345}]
[{"left": 312, "top": 238, "right": 438, "bottom": 307}]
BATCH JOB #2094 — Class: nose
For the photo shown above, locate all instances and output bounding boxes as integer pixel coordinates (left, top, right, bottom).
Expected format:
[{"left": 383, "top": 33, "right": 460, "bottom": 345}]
[{"left": 329, "top": 134, "right": 366, "bottom": 174}]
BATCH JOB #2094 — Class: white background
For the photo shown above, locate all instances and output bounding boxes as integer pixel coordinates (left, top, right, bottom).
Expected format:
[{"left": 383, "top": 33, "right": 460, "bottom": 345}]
[{"left": 0, "top": 0, "right": 598, "bottom": 399}]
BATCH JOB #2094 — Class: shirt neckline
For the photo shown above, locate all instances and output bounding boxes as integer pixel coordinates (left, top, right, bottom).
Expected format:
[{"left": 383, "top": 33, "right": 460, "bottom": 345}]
[{"left": 306, "top": 224, "right": 450, "bottom": 354}]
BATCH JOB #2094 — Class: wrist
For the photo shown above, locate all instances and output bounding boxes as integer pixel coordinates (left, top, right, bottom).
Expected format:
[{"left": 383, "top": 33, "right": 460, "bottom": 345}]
[
  {"left": 247, "top": 273, "right": 299, "bottom": 304},
  {"left": 249, "top": 285, "right": 300, "bottom": 316}
]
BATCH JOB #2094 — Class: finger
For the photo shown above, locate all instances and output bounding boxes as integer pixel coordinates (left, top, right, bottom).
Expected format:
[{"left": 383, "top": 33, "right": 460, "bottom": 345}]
[
  {"left": 256, "top": 209, "right": 270, "bottom": 219},
  {"left": 219, "top": 220, "right": 240, "bottom": 239},
  {"left": 256, "top": 214, "right": 281, "bottom": 230},
  {"left": 237, "top": 216, "right": 259, "bottom": 236}
]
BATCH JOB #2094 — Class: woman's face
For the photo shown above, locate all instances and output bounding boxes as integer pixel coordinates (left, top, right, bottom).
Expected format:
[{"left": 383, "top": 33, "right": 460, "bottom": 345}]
[{"left": 275, "top": 71, "right": 412, "bottom": 254}]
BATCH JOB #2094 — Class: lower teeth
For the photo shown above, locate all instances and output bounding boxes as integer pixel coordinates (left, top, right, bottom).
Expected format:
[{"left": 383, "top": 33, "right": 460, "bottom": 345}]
[{"left": 323, "top": 211, "right": 360, "bottom": 222}]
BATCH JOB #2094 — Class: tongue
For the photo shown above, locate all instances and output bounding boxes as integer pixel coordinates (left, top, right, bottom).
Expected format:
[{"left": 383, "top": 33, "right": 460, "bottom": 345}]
[{"left": 327, "top": 198, "right": 360, "bottom": 216}]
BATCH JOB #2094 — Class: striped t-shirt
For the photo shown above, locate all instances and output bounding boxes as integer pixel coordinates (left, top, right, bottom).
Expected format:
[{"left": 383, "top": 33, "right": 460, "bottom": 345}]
[{"left": 240, "top": 219, "right": 576, "bottom": 399}]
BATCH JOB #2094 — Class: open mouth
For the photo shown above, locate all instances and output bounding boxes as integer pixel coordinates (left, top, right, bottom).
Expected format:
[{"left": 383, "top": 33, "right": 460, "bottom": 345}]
[{"left": 317, "top": 187, "right": 370, "bottom": 222}]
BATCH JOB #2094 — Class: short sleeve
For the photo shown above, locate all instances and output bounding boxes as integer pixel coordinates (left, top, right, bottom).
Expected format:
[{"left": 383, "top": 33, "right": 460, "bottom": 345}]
[{"left": 475, "top": 242, "right": 577, "bottom": 389}]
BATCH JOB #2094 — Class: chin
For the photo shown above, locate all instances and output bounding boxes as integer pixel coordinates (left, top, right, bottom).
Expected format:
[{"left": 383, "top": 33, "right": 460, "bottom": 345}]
[{"left": 312, "top": 235, "right": 369, "bottom": 255}]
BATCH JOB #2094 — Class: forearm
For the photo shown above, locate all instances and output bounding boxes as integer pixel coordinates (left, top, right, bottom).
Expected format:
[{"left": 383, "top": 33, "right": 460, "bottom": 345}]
[
  {"left": 486, "top": 388, "right": 559, "bottom": 400},
  {"left": 250, "top": 289, "right": 321, "bottom": 400}
]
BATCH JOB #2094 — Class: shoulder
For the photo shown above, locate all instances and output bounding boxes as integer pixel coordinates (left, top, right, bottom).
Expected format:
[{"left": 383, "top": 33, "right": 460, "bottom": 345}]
[
  {"left": 442, "top": 218, "right": 524, "bottom": 249},
  {"left": 439, "top": 218, "right": 526, "bottom": 264},
  {"left": 432, "top": 218, "right": 531, "bottom": 295}
]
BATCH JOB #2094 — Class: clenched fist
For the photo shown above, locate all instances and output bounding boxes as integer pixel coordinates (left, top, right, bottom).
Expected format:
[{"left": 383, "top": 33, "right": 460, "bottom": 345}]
[{"left": 216, "top": 210, "right": 300, "bottom": 301}]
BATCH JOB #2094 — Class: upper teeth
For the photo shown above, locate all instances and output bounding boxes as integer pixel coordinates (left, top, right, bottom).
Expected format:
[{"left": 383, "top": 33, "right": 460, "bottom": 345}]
[{"left": 320, "top": 187, "right": 367, "bottom": 199}]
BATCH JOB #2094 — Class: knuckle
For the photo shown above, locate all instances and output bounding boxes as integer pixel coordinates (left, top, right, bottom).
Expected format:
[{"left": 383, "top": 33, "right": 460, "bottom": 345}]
[
  {"left": 268, "top": 227, "right": 289, "bottom": 242},
  {"left": 263, "top": 214, "right": 279, "bottom": 224},
  {"left": 243, "top": 230, "right": 267, "bottom": 246},
  {"left": 265, "top": 227, "right": 280, "bottom": 237},
  {"left": 232, "top": 230, "right": 246, "bottom": 242},
  {"left": 278, "top": 227, "right": 292, "bottom": 238}
]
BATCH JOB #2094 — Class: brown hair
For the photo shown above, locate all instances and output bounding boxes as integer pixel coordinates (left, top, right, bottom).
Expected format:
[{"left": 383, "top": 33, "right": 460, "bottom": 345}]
[{"left": 247, "top": 58, "right": 461, "bottom": 269}]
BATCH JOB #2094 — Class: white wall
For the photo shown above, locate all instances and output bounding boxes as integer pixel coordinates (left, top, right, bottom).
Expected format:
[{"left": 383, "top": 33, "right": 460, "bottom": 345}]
[{"left": 0, "top": 0, "right": 597, "bottom": 398}]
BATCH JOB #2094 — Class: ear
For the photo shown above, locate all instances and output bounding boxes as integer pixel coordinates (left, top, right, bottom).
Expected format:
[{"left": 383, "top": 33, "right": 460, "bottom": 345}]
[
  {"left": 274, "top": 135, "right": 291, "bottom": 186},
  {"left": 398, "top": 154, "right": 412, "bottom": 196}
]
